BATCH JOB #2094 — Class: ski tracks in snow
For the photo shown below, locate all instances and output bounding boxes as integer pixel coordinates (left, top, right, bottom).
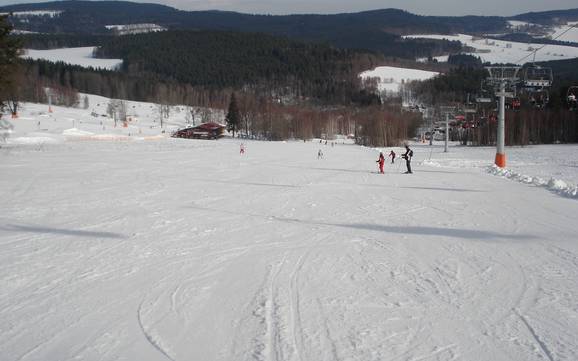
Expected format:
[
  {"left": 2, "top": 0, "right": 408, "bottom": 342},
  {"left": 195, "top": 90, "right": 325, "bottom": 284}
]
[
  {"left": 257, "top": 252, "right": 310, "bottom": 361},
  {"left": 289, "top": 253, "right": 307, "bottom": 361},
  {"left": 137, "top": 299, "right": 177, "bottom": 361},
  {"left": 247, "top": 243, "right": 337, "bottom": 361}
]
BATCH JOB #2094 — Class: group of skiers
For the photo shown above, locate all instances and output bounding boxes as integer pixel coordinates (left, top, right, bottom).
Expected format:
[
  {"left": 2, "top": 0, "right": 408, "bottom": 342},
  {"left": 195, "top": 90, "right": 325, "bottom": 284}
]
[
  {"left": 240, "top": 140, "right": 413, "bottom": 174},
  {"left": 377, "top": 144, "right": 413, "bottom": 174}
]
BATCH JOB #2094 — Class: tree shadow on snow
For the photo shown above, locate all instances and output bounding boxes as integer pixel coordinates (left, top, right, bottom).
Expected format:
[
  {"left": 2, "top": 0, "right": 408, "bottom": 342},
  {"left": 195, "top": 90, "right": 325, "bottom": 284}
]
[
  {"left": 325, "top": 223, "right": 534, "bottom": 241},
  {"left": 1, "top": 224, "right": 125, "bottom": 239},
  {"left": 185, "top": 205, "right": 534, "bottom": 242},
  {"left": 412, "top": 169, "right": 457, "bottom": 174}
]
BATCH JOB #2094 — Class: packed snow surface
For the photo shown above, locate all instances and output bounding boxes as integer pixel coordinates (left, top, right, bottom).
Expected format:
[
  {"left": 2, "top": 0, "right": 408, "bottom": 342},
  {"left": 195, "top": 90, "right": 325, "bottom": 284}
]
[
  {"left": 404, "top": 33, "right": 578, "bottom": 64},
  {"left": 422, "top": 143, "right": 578, "bottom": 198},
  {"left": 22, "top": 47, "right": 123, "bottom": 70},
  {"left": 1, "top": 101, "right": 578, "bottom": 361},
  {"left": 359, "top": 66, "right": 439, "bottom": 94}
]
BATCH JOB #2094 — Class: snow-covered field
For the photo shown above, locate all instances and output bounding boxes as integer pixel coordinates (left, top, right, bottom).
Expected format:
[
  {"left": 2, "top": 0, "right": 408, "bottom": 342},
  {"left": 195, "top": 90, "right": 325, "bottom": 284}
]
[
  {"left": 359, "top": 66, "right": 439, "bottom": 94},
  {"left": 22, "top": 47, "right": 123, "bottom": 70},
  {"left": 549, "top": 22, "right": 578, "bottom": 44},
  {"left": 1, "top": 100, "right": 578, "bottom": 361},
  {"left": 405, "top": 34, "right": 578, "bottom": 64}
]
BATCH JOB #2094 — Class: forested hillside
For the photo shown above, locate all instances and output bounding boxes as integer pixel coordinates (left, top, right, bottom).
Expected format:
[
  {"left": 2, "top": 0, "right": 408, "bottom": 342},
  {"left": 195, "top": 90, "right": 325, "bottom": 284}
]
[
  {"left": 15, "top": 29, "right": 388, "bottom": 112},
  {"left": 93, "top": 30, "right": 383, "bottom": 103},
  {"left": 1, "top": 2, "right": 468, "bottom": 58}
]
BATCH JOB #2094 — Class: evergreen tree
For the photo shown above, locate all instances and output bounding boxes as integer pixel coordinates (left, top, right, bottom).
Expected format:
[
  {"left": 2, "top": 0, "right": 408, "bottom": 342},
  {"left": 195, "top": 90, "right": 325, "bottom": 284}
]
[
  {"left": 225, "top": 93, "right": 240, "bottom": 137},
  {"left": 0, "top": 15, "right": 22, "bottom": 112}
]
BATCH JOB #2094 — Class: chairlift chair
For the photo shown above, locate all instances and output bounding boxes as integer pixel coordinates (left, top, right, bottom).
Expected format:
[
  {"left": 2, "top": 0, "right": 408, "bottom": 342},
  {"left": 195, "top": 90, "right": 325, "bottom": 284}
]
[
  {"left": 529, "top": 89, "right": 549, "bottom": 109},
  {"left": 567, "top": 86, "right": 578, "bottom": 111},
  {"left": 505, "top": 97, "right": 521, "bottom": 111},
  {"left": 522, "top": 66, "right": 553, "bottom": 109},
  {"left": 523, "top": 66, "right": 553, "bottom": 89},
  {"left": 475, "top": 81, "right": 494, "bottom": 104}
]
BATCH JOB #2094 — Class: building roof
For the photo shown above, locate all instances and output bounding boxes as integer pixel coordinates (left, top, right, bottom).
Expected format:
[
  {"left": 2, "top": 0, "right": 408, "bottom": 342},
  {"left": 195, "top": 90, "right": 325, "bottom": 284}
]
[{"left": 194, "top": 122, "right": 225, "bottom": 131}]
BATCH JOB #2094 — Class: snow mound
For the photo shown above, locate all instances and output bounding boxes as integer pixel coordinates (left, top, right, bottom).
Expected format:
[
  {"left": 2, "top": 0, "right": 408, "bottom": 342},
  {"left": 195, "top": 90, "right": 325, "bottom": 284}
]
[
  {"left": 8, "top": 134, "right": 63, "bottom": 145},
  {"left": 488, "top": 165, "right": 578, "bottom": 198},
  {"left": 63, "top": 128, "right": 94, "bottom": 137}
]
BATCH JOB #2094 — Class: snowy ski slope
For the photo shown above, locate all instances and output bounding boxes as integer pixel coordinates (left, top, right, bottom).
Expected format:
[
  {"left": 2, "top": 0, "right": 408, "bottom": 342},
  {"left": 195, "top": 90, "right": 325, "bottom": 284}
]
[
  {"left": 1, "top": 100, "right": 578, "bottom": 361},
  {"left": 359, "top": 66, "right": 439, "bottom": 94},
  {"left": 2, "top": 94, "right": 223, "bottom": 145}
]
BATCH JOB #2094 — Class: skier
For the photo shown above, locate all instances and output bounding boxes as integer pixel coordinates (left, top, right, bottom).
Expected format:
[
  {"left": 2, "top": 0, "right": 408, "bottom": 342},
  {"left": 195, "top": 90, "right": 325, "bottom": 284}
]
[
  {"left": 240, "top": 143, "right": 245, "bottom": 155},
  {"left": 388, "top": 150, "right": 396, "bottom": 164},
  {"left": 376, "top": 152, "right": 385, "bottom": 174},
  {"left": 318, "top": 149, "right": 324, "bottom": 159},
  {"left": 402, "top": 144, "right": 413, "bottom": 174}
]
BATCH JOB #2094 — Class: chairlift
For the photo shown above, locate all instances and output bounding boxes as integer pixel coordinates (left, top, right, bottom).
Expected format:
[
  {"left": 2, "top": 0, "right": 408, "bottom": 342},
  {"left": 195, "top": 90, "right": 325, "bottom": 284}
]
[
  {"left": 501, "top": 87, "right": 521, "bottom": 111},
  {"left": 463, "top": 94, "right": 477, "bottom": 113},
  {"left": 567, "top": 86, "right": 578, "bottom": 111},
  {"left": 529, "top": 89, "right": 549, "bottom": 109},
  {"left": 523, "top": 65, "right": 553, "bottom": 89},
  {"left": 505, "top": 95, "right": 521, "bottom": 111},
  {"left": 475, "top": 81, "right": 493, "bottom": 104},
  {"left": 521, "top": 65, "right": 553, "bottom": 109}
]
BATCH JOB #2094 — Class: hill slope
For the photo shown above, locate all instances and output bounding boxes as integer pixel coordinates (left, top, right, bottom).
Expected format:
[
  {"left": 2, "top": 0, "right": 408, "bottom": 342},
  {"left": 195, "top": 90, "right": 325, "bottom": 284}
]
[{"left": 1, "top": 114, "right": 578, "bottom": 360}]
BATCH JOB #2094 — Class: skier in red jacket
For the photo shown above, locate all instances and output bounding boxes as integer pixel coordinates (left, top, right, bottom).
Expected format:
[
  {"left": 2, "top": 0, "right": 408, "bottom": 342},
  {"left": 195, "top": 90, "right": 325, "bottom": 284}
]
[{"left": 376, "top": 152, "right": 385, "bottom": 174}]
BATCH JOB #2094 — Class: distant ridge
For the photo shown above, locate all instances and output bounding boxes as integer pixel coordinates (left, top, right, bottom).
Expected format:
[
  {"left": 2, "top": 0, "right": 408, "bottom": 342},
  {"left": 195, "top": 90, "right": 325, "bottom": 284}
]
[{"left": 3, "top": 1, "right": 578, "bottom": 59}]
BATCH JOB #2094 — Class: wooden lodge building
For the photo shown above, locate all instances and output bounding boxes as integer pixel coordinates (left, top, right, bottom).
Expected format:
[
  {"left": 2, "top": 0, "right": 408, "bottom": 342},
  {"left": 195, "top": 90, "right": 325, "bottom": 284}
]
[{"left": 172, "top": 122, "right": 226, "bottom": 140}]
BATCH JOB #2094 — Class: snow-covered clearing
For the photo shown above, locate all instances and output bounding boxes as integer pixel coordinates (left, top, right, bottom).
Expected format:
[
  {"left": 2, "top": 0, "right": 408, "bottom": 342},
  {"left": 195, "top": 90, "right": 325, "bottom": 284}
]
[
  {"left": 1, "top": 102, "right": 578, "bottom": 361},
  {"left": 0, "top": 10, "right": 62, "bottom": 17},
  {"left": 548, "top": 22, "right": 578, "bottom": 44},
  {"left": 404, "top": 34, "right": 578, "bottom": 64},
  {"left": 507, "top": 20, "right": 534, "bottom": 28},
  {"left": 359, "top": 66, "right": 439, "bottom": 94},
  {"left": 22, "top": 47, "right": 123, "bottom": 70},
  {"left": 105, "top": 24, "right": 167, "bottom": 35}
]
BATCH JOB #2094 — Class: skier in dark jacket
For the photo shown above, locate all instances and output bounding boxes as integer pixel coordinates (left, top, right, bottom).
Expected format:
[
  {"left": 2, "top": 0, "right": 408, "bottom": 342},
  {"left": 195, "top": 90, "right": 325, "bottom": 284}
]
[
  {"left": 402, "top": 145, "right": 413, "bottom": 174},
  {"left": 376, "top": 152, "right": 385, "bottom": 174},
  {"left": 388, "top": 150, "right": 396, "bottom": 164}
]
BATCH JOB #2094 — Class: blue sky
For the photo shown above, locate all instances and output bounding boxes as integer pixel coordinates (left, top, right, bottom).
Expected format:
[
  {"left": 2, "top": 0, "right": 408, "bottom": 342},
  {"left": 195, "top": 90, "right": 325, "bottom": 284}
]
[{"left": 0, "top": 0, "right": 577, "bottom": 16}]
